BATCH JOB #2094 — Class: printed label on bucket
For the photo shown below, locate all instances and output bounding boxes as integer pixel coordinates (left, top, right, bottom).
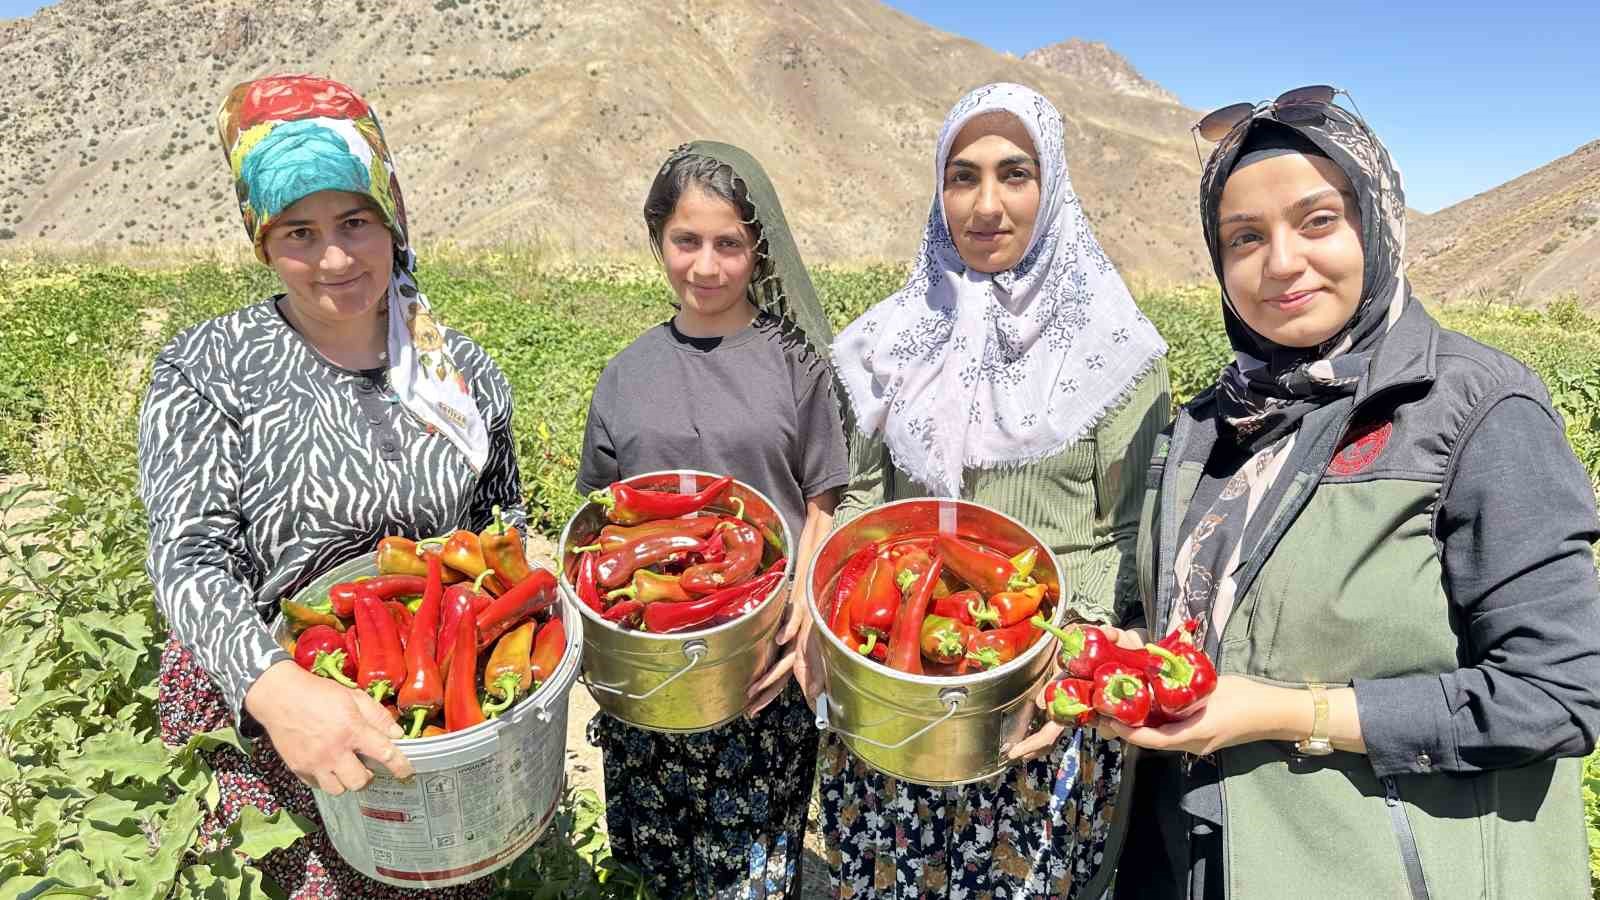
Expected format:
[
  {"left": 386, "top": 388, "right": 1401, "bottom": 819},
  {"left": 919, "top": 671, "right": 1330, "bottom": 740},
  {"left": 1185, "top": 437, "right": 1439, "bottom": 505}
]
[{"left": 316, "top": 704, "right": 568, "bottom": 889}]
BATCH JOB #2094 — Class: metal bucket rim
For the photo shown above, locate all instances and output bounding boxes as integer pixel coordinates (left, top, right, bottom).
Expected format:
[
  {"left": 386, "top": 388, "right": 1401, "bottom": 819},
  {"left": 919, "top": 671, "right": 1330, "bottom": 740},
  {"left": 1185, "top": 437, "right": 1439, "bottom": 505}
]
[
  {"left": 557, "top": 468, "right": 796, "bottom": 643},
  {"left": 801, "top": 497, "right": 1067, "bottom": 690}
]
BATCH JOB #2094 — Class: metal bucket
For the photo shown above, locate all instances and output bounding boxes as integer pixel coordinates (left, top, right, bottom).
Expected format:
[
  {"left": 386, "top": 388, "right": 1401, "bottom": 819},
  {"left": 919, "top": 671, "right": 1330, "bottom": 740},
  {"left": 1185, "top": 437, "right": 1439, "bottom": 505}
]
[
  {"left": 802, "top": 498, "right": 1066, "bottom": 786},
  {"left": 275, "top": 555, "right": 581, "bottom": 889},
  {"left": 557, "top": 470, "right": 793, "bottom": 733}
]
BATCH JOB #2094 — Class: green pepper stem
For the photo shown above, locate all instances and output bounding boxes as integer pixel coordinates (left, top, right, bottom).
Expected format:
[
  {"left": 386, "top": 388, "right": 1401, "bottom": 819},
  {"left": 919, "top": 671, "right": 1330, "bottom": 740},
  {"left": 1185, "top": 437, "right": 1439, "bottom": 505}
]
[
  {"left": 571, "top": 543, "right": 602, "bottom": 554},
  {"left": 481, "top": 676, "right": 519, "bottom": 718},
  {"left": 1030, "top": 615, "right": 1079, "bottom": 651},
  {"left": 415, "top": 536, "right": 447, "bottom": 554},
  {"left": 895, "top": 569, "right": 917, "bottom": 594},
  {"left": 1006, "top": 572, "right": 1038, "bottom": 592},
  {"left": 1009, "top": 547, "right": 1039, "bottom": 580},
  {"left": 489, "top": 505, "right": 508, "bottom": 536},
  {"left": 472, "top": 569, "right": 496, "bottom": 592},
  {"left": 368, "top": 681, "right": 392, "bottom": 704},
  {"left": 968, "top": 599, "right": 1001, "bottom": 628},
  {"left": 406, "top": 708, "right": 427, "bottom": 739},
  {"left": 1104, "top": 673, "right": 1144, "bottom": 701},
  {"left": 587, "top": 489, "right": 616, "bottom": 510},
  {"left": 1051, "top": 695, "right": 1092, "bottom": 719},
  {"left": 856, "top": 633, "right": 878, "bottom": 655},
  {"left": 936, "top": 629, "right": 966, "bottom": 659},
  {"left": 1143, "top": 643, "right": 1195, "bottom": 688},
  {"left": 965, "top": 647, "right": 1003, "bottom": 670},
  {"left": 312, "top": 652, "right": 358, "bottom": 689},
  {"left": 606, "top": 584, "right": 638, "bottom": 602}
]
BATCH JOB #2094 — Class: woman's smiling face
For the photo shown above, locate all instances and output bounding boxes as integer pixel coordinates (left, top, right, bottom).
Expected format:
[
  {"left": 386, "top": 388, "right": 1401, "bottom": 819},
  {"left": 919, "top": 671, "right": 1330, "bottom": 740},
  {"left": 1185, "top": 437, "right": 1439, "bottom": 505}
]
[
  {"left": 942, "top": 112, "right": 1042, "bottom": 274},
  {"left": 263, "top": 190, "right": 393, "bottom": 324},
  {"left": 1216, "top": 152, "right": 1365, "bottom": 349}
]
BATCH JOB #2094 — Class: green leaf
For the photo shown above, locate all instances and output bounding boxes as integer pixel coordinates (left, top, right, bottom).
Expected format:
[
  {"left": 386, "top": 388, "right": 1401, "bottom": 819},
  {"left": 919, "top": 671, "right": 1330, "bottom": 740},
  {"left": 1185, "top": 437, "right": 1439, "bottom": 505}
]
[
  {"left": 63, "top": 731, "right": 172, "bottom": 788},
  {"left": 229, "top": 806, "right": 314, "bottom": 860}
]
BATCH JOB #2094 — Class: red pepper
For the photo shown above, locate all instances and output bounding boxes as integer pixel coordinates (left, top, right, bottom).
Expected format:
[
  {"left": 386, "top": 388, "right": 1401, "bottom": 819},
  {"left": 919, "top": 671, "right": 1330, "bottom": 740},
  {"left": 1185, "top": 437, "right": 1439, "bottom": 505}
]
[
  {"left": 642, "top": 568, "right": 785, "bottom": 634},
  {"left": 293, "top": 624, "right": 357, "bottom": 683},
  {"left": 574, "top": 551, "right": 605, "bottom": 614},
  {"left": 606, "top": 569, "right": 693, "bottom": 605},
  {"left": 885, "top": 554, "right": 943, "bottom": 675},
  {"left": 353, "top": 589, "right": 405, "bottom": 703},
  {"left": 849, "top": 556, "right": 900, "bottom": 657},
  {"left": 385, "top": 601, "right": 413, "bottom": 651},
  {"left": 965, "top": 618, "right": 1042, "bottom": 670},
  {"left": 1143, "top": 642, "right": 1218, "bottom": 719},
  {"left": 330, "top": 575, "right": 427, "bottom": 617},
  {"left": 529, "top": 617, "right": 566, "bottom": 683},
  {"left": 1092, "top": 663, "right": 1153, "bottom": 726},
  {"left": 588, "top": 475, "right": 734, "bottom": 526},
  {"left": 602, "top": 599, "right": 645, "bottom": 628},
  {"left": 342, "top": 623, "right": 360, "bottom": 669},
  {"left": 480, "top": 622, "right": 535, "bottom": 718},
  {"left": 1044, "top": 677, "right": 1096, "bottom": 726},
  {"left": 578, "top": 516, "right": 722, "bottom": 552},
  {"left": 475, "top": 567, "right": 558, "bottom": 649},
  {"left": 396, "top": 553, "right": 447, "bottom": 737},
  {"left": 987, "top": 584, "right": 1047, "bottom": 628},
  {"left": 280, "top": 600, "right": 345, "bottom": 634},
  {"left": 829, "top": 547, "right": 877, "bottom": 644},
  {"left": 480, "top": 505, "right": 535, "bottom": 588},
  {"left": 935, "top": 535, "right": 1035, "bottom": 597},
  {"left": 919, "top": 614, "right": 976, "bottom": 666},
  {"left": 1031, "top": 616, "right": 1151, "bottom": 679},
  {"left": 931, "top": 589, "right": 999, "bottom": 629},
  {"left": 437, "top": 571, "right": 497, "bottom": 683},
  {"left": 376, "top": 536, "right": 468, "bottom": 583},
  {"left": 595, "top": 532, "right": 708, "bottom": 589},
  {"left": 707, "top": 558, "right": 788, "bottom": 625},
  {"left": 425, "top": 531, "right": 507, "bottom": 595},
  {"left": 444, "top": 612, "right": 485, "bottom": 732},
  {"left": 1160, "top": 617, "right": 1201, "bottom": 650},
  {"left": 890, "top": 546, "right": 944, "bottom": 596},
  {"left": 679, "top": 520, "right": 762, "bottom": 594}
]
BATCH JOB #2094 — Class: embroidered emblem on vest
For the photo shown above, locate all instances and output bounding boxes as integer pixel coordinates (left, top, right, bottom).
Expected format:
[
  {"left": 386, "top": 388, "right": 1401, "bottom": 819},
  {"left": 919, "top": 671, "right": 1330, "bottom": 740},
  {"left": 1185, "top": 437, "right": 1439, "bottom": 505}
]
[{"left": 1328, "top": 419, "right": 1393, "bottom": 475}]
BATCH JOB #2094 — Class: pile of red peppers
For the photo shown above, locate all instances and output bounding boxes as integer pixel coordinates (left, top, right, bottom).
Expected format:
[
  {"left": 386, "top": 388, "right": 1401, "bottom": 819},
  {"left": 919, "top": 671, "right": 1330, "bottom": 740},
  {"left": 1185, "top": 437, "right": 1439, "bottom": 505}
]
[
  {"left": 1032, "top": 616, "right": 1219, "bottom": 728},
  {"left": 825, "top": 533, "right": 1053, "bottom": 676},
  {"left": 571, "top": 475, "right": 789, "bottom": 633},
  {"left": 280, "top": 506, "right": 566, "bottom": 739}
]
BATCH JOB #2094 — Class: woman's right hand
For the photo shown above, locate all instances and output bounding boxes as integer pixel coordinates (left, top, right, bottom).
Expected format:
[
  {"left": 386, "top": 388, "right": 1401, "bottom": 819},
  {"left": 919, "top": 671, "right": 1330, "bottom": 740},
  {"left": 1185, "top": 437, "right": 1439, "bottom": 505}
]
[{"left": 243, "top": 660, "right": 414, "bottom": 794}]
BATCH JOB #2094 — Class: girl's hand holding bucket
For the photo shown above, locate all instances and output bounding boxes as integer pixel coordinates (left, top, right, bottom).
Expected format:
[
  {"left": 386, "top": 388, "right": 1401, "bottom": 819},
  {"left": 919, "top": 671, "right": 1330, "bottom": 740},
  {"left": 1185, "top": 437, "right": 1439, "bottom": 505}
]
[{"left": 244, "top": 659, "right": 415, "bottom": 795}]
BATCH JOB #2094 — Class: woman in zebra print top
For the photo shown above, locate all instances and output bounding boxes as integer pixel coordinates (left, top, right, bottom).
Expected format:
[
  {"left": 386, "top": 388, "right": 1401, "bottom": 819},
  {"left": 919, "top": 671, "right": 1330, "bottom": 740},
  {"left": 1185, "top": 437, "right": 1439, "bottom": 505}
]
[{"left": 137, "top": 75, "right": 519, "bottom": 897}]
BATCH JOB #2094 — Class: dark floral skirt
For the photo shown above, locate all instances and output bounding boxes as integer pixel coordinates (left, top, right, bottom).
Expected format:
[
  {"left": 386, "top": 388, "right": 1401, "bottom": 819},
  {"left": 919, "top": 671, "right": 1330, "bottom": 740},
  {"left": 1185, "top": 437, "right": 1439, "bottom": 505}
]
[
  {"left": 587, "top": 681, "right": 819, "bottom": 899},
  {"left": 157, "top": 635, "right": 495, "bottom": 900},
  {"left": 818, "top": 727, "right": 1123, "bottom": 899}
]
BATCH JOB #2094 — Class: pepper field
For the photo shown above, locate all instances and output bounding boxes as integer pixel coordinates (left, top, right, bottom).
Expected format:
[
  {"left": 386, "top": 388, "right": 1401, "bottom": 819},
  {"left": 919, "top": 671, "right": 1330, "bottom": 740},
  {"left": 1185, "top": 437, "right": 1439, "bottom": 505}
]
[{"left": 1, "top": 253, "right": 1597, "bottom": 898}]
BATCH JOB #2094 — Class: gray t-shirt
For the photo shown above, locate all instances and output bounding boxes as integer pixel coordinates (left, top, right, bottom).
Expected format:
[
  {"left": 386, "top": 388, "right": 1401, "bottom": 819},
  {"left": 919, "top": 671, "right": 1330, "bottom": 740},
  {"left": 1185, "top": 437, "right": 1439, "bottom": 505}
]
[{"left": 577, "top": 314, "right": 848, "bottom": 541}]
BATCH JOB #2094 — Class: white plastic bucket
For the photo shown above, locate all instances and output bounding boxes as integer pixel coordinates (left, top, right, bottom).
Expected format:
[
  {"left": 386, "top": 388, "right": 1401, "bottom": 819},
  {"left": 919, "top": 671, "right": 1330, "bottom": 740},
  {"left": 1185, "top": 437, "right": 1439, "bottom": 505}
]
[{"left": 280, "top": 555, "right": 581, "bottom": 889}]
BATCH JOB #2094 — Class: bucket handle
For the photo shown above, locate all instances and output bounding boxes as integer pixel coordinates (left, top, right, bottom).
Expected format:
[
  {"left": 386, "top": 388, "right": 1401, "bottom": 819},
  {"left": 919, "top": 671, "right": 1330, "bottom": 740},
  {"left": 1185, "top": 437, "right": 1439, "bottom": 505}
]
[
  {"left": 581, "top": 639, "right": 708, "bottom": 701},
  {"left": 813, "top": 687, "right": 966, "bottom": 750}
]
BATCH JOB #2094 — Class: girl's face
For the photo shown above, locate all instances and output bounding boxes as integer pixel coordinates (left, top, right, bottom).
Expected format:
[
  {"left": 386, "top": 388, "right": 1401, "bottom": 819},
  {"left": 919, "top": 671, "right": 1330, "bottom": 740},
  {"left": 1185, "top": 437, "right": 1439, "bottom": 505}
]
[
  {"left": 661, "top": 185, "right": 759, "bottom": 334},
  {"left": 1216, "top": 153, "right": 1366, "bottom": 349},
  {"left": 263, "top": 190, "right": 393, "bottom": 325},
  {"left": 942, "top": 112, "right": 1042, "bottom": 274}
]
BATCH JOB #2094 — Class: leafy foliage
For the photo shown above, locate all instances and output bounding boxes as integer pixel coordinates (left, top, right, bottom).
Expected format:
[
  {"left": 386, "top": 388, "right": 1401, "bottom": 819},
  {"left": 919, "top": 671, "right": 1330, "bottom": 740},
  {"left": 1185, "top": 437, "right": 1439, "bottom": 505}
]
[{"left": 0, "top": 256, "right": 1596, "bottom": 897}]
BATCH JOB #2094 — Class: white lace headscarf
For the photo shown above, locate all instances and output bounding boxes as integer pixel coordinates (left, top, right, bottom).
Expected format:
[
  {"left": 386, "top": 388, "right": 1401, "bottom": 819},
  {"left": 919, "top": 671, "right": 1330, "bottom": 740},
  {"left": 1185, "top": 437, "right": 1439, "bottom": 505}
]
[{"left": 831, "top": 83, "right": 1166, "bottom": 496}]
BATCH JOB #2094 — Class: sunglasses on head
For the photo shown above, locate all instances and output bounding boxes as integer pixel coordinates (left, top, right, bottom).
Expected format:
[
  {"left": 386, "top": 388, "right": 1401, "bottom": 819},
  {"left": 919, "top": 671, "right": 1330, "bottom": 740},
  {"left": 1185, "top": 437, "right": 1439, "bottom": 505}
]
[{"left": 1190, "top": 84, "right": 1369, "bottom": 166}]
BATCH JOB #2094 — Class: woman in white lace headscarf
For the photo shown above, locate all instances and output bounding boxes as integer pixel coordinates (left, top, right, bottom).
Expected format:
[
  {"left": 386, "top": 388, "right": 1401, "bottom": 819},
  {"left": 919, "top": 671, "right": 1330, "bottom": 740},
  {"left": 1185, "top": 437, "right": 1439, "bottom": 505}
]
[{"left": 812, "top": 82, "right": 1170, "bottom": 899}]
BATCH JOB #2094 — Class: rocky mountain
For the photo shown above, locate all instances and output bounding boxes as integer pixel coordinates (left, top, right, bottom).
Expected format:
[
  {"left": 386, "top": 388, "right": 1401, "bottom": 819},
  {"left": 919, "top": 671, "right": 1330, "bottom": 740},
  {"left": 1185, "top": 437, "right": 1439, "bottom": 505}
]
[
  {"left": 1409, "top": 140, "right": 1600, "bottom": 305},
  {"left": 0, "top": 0, "right": 1209, "bottom": 280},
  {"left": 1023, "top": 38, "right": 1180, "bottom": 106}
]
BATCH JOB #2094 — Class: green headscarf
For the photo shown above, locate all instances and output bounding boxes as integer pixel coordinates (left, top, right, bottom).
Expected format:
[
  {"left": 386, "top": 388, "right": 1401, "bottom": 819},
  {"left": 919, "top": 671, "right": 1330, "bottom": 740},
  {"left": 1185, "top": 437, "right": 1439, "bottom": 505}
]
[{"left": 670, "top": 141, "right": 836, "bottom": 367}]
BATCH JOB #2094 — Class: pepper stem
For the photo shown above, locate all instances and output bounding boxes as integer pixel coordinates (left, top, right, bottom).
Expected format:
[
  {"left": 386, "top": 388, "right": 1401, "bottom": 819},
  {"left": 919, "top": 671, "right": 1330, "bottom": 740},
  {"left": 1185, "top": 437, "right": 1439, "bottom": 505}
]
[
  {"left": 936, "top": 629, "right": 966, "bottom": 659},
  {"left": 1006, "top": 572, "right": 1038, "bottom": 592},
  {"left": 968, "top": 599, "right": 1001, "bottom": 628},
  {"left": 489, "top": 505, "right": 509, "bottom": 536},
  {"left": 1143, "top": 643, "right": 1196, "bottom": 688},
  {"left": 571, "top": 543, "right": 603, "bottom": 554},
  {"left": 587, "top": 489, "right": 616, "bottom": 510},
  {"left": 965, "top": 647, "right": 1003, "bottom": 670},
  {"left": 895, "top": 569, "right": 917, "bottom": 594},
  {"left": 481, "top": 676, "right": 520, "bottom": 718},
  {"left": 1104, "top": 673, "right": 1144, "bottom": 701},
  {"left": 415, "top": 536, "right": 447, "bottom": 554},
  {"left": 1050, "top": 694, "right": 1092, "bottom": 720},
  {"left": 367, "top": 681, "right": 392, "bottom": 704},
  {"left": 312, "top": 652, "right": 358, "bottom": 689},
  {"left": 728, "top": 496, "right": 745, "bottom": 521},
  {"left": 1030, "top": 615, "right": 1080, "bottom": 652},
  {"left": 406, "top": 707, "right": 427, "bottom": 739},
  {"left": 1009, "top": 547, "right": 1039, "bottom": 580},
  {"left": 856, "top": 633, "right": 878, "bottom": 655},
  {"left": 472, "top": 569, "right": 496, "bottom": 592},
  {"left": 606, "top": 584, "right": 638, "bottom": 602}
]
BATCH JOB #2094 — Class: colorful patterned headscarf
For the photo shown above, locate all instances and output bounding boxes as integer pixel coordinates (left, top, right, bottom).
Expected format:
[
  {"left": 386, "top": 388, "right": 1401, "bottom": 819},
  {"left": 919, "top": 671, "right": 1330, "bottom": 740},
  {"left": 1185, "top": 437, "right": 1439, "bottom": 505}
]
[{"left": 216, "top": 74, "right": 488, "bottom": 472}]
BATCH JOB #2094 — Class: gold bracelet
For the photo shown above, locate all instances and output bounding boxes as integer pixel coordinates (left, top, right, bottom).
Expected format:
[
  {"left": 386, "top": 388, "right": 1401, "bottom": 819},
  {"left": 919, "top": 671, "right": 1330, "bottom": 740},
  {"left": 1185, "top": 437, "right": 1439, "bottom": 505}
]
[{"left": 1293, "top": 682, "right": 1333, "bottom": 756}]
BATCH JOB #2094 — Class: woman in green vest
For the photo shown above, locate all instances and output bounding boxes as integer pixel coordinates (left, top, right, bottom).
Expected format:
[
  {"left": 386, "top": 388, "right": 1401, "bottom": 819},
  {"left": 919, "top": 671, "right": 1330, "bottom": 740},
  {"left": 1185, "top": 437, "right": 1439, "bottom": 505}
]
[
  {"left": 813, "top": 82, "right": 1171, "bottom": 898},
  {"left": 1106, "top": 87, "right": 1600, "bottom": 899}
]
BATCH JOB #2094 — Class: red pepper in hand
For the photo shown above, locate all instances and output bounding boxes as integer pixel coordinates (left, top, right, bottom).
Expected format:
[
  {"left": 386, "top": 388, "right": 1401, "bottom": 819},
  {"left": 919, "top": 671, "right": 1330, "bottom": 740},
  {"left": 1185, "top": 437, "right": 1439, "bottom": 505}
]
[
  {"left": 1159, "top": 617, "right": 1201, "bottom": 650},
  {"left": 595, "top": 533, "right": 708, "bottom": 589},
  {"left": 480, "top": 622, "right": 535, "bottom": 718},
  {"left": 932, "top": 589, "right": 999, "bottom": 629},
  {"left": 588, "top": 475, "right": 734, "bottom": 526},
  {"left": 849, "top": 556, "right": 900, "bottom": 657},
  {"left": 480, "top": 505, "right": 535, "bottom": 588},
  {"left": 444, "top": 612, "right": 485, "bottom": 732},
  {"left": 1044, "top": 677, "right": 1096, "bottom": 726},
  {"left": 1143, "top": 642, "right": 1218, "bottom": 719},
  {"left": 679, "top": 520, "right": 762, "bottom": 595},
  {"left": 936, "top": 535, "right": 1035, "bottom": 597},
  {"left": 920, "top": 614, "right": 976, "bottom": 666},
  {"left": 293, "top": 625, "right": 357, "bottom": 683},
  {"left": 530, "top": 617, "right": 566, "bottom": 683},
  {"left": 476, "top": 567, "right": 558, "bottom": 649},
  {"left": 642, "top": 568, "right": 785, "bottom": 634},
  {"left": 353, "top": 589, "right": 405, "bottom": 704},
  {"left": 885, "top": 554, "right": 943, "bottom": 675},
  {"left": 574, "top": 551, "right": 605, "bottom": 614},
  {"left": 1092, "top": 663, "right": 1153, "bottom": 726},
  {"left": 988, "top": 584, "right": 1047, "bottom": 628},
  {"left": 1031, "top": 616, "right": 1150, "bottom": 679},
  {"left": 396, "top": 553, "right": 447, "bottom": 737},
  {"left": 330, "top": 575, "right": 427, "bottom": 617},
  {"left": 607, "top": 568, "right": 693, "bottom": 605},
  {"left": 965, "top": 617, "right": 1042, "bottom": 670}
]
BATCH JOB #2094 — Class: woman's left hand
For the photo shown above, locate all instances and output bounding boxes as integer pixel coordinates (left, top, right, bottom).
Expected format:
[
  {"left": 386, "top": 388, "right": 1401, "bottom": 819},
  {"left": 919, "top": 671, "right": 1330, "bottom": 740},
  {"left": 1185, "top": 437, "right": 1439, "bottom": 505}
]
[
  {"left": 1099, "top": 675, "right": 1303, "bottom": 756},
  {"left": 745, "top": 586, "right": 806, "bottom": 717}
]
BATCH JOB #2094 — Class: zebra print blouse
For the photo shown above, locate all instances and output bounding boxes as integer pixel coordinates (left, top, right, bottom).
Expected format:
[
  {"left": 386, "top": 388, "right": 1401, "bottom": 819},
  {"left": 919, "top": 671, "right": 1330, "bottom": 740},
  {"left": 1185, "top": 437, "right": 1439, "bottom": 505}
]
[{"left": 138, "top": 298, "right": 524, "bottom": 724}]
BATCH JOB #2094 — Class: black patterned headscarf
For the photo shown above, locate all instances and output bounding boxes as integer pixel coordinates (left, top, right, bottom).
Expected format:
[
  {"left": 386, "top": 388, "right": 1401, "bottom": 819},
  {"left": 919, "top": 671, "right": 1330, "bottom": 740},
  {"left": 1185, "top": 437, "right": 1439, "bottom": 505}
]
[{"left": 1200, "top": 109, "right": 1411, "bottom": 453}]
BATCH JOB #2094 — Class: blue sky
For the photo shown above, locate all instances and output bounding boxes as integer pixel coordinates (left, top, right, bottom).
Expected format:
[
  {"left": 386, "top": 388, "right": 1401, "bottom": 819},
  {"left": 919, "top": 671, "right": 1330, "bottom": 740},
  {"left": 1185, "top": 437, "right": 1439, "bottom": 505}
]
[{"left": 6, "top": 0, "right": 1595, "bottom": 212}]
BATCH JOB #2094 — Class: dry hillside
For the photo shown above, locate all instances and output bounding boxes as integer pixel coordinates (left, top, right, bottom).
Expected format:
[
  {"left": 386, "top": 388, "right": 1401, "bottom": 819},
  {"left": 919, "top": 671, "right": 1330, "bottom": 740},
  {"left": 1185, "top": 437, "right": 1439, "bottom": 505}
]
[
  {"left": 1410, "top": 140, "right": 1600, "bottom": 305},
  {"left": 0, "top": 0, "right": 1208, "bottom": 279},
  {"left": 1023, "top": 38, "right": 1179, "bottom": 106}
]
